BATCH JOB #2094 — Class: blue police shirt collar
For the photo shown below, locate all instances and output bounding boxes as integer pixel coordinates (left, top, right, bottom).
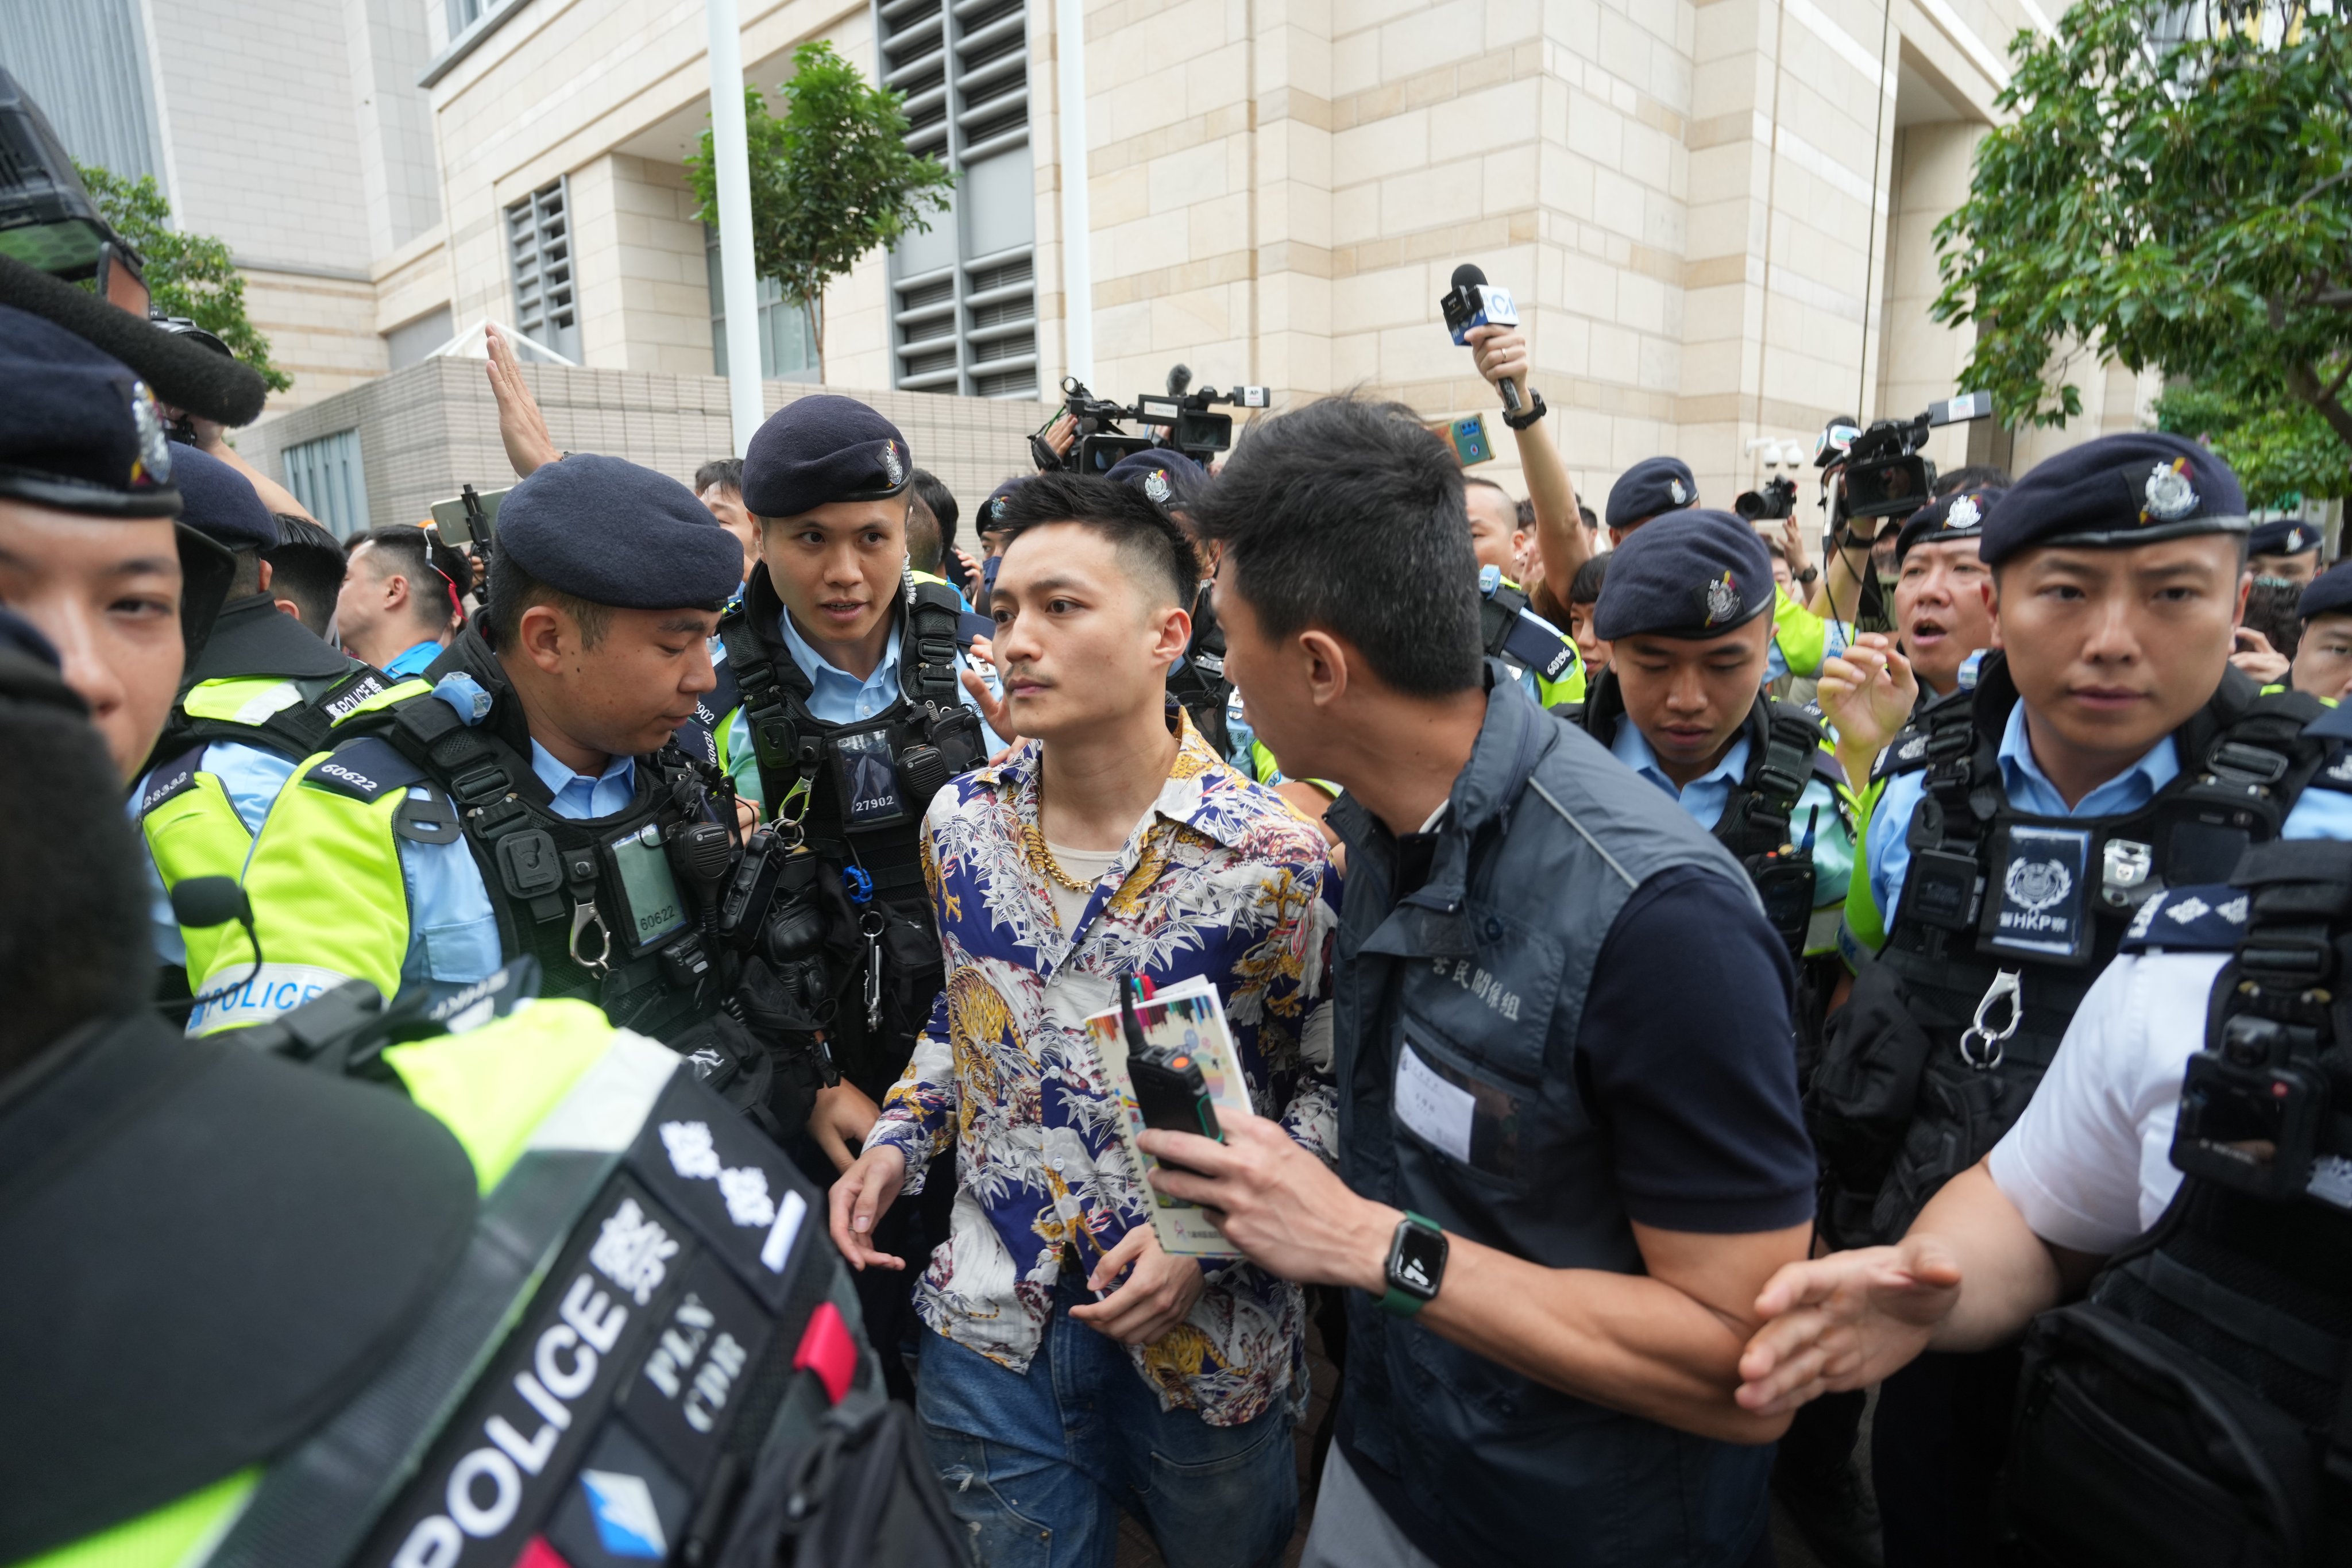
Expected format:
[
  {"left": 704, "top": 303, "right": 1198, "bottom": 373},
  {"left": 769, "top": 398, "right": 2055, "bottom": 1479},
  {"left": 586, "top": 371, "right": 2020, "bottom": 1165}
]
[
  {"left": 777, "top": 605, "right": 901, "bottom": 691},
  {"left": 383, "top": 639, "right": 443, "bottom": 679},
  {"left": 527, "top": 739, "right": 636, "bottom": 818},
  {"left": 1994, "top": 696, "right": 2177, "bottom": 814},
  {"left": 1609, "top": 721, "right": 1752, "bottom": 801}
]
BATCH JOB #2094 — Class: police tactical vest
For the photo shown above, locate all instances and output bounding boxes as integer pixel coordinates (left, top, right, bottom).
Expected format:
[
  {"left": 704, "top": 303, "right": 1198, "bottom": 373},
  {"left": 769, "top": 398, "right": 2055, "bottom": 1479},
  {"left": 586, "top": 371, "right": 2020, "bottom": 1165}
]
[
  {"left": 715, "top": 566, "right": 984, "bottom": 1094},
  {"left": 138, "top": 594, "right": 412, "bottom": 986},
  {"left": 2003, "top": 841, "right": 2352, "bottom": 1566},
  {"left": 1327, "top": 670, "right": 1778, "bottom": 1566},
  {"left": 1481, "top": 570, "right": 1581, "bottom": 702},
  {"left": 367, "top": 631, "right": 729, "bottom": 1045},
  {"left": 0, "top": 981, "right": 934, "bottom": 1568},
  {"left": 1810, "top": 656, "right": 2335, "bottom": 1250},
  {"left": 1562, "top": 676, "right": 1840, "bottom": 958}
]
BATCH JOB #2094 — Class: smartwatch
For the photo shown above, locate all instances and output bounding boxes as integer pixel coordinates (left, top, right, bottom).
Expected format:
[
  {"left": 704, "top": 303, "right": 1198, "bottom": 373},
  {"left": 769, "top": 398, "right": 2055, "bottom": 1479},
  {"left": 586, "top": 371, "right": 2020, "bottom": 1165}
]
[
  {"left": 1796, "top": 564, "right": 1820, "bottom": 586},
  {"left": 1378, "top": 1211, "right": 1449, "bottom": 1316}
]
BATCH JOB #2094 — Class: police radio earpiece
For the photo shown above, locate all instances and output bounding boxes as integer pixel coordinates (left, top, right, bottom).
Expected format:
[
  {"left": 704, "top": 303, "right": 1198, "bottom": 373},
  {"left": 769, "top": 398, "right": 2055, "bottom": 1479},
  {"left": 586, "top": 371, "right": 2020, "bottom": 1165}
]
[
  {"left": 1441, "top": 263, "right": 1523, "bottom": 416},
  {"left": 170, "top": 875, "right": 263, "bottom": 1010}
]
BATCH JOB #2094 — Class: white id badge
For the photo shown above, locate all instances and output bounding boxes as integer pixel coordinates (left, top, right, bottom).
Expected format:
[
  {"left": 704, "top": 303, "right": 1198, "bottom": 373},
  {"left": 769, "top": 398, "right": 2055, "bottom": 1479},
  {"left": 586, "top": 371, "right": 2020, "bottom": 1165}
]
[{"left": 1395, "top": 1041, "right": 1476, "bottom": 1163}]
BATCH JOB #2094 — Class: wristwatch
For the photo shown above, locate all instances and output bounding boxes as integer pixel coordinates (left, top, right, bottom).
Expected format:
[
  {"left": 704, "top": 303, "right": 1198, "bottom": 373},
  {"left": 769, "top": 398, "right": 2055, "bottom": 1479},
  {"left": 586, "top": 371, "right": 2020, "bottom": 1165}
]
[
  {"left": 1501, "top": 389, "right": 1548, "bottom": 431},
  {"left": 1378, "top": 1211, "right": 1449, "bottom": 1316},
  {"left": 1796, "top": 564, "right": 1819, "bottom": 586}
]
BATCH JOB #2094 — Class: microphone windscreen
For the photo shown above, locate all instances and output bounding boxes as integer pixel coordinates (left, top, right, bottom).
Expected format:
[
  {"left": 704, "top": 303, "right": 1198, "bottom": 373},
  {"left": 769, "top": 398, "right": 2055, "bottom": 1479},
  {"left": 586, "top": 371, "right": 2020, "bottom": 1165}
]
[
  {"left": 0, "top": 256, "right": 269, "bottom": 425},
  {"left": 1450, "top": 262, "right": 1488, "bottom": 291},
  {"left": 170, "top": 874, "right": 252, "bottom": 930}
]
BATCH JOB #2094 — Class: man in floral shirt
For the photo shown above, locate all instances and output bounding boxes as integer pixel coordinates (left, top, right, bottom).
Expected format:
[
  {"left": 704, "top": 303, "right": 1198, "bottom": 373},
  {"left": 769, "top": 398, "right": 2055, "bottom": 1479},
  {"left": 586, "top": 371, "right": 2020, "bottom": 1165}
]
[{"left": 827, "top": 472, "right": 1335, "bottom": 1568}]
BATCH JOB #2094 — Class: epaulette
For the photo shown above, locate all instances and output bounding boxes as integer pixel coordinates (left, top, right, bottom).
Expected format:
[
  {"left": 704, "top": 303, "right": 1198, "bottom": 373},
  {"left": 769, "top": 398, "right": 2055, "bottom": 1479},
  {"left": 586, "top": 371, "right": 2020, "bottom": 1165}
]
[
  {"left": 301, "top": 735, "right": 428, "bottom": 805},
  {"left": 2119, "top": 883, "right": 2251, "bottom": 953},
  {"left": 1871, "top": 723, "right": 1931, "bottom": 782}
]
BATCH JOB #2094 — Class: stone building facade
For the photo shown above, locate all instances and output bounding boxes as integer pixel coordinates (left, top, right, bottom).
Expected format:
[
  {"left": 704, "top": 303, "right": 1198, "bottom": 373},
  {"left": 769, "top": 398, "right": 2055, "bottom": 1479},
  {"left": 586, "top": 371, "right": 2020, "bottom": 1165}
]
[{"left": 5, "top": 0, "right": 2146, "bottom": 532}]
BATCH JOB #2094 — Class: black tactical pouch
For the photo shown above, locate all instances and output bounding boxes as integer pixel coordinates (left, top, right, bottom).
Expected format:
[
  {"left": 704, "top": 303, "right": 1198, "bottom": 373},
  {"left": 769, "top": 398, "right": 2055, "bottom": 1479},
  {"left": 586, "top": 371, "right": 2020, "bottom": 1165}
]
[
  {"left": 669, "top": 1011, "right": 785, "bottom": 1138},
  {"left": 1808, "top": 959, "right": 1937, "bottom": 1191},
  {"left": 718, "top": 1399, "right": 966, "bottom": 1568},
  {"left": 2003, "top": 1299, "right": 2319, "bottom": 1567}
]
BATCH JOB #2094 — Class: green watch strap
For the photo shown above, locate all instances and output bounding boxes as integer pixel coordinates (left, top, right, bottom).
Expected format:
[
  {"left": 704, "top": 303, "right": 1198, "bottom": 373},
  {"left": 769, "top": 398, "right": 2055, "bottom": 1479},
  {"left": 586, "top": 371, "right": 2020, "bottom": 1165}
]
[{"left": 1377, "top": 1210, "right": 1443, "bottom": 1317}]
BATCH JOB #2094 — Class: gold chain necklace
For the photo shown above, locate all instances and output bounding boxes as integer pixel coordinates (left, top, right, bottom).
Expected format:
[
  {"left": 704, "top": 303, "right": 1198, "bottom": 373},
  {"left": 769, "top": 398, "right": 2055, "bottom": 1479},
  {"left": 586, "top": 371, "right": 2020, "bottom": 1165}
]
[{"left": 1025, "top": 771, "right": 1096, "bottom": 893}]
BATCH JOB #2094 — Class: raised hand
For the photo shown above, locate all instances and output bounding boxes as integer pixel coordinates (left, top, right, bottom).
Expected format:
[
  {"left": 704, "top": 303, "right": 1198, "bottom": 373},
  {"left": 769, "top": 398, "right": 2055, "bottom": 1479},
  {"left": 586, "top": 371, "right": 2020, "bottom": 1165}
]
[
  {"left": 1735, "top": 1236, "right": 1963, "bottom": 1416},
  {"left": 485, "top": 322, "right": 561, "bottom": 478}
]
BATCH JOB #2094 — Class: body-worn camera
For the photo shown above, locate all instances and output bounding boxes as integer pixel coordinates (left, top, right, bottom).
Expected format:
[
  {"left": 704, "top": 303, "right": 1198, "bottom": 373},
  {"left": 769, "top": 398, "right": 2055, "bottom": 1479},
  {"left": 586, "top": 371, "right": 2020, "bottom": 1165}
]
[
  {"left": 2173, "top": 1009, "right": 2329, "bottom": 1200},
  {"left": 1035, "top": 370, "right": 1269, "bottom": 476}
]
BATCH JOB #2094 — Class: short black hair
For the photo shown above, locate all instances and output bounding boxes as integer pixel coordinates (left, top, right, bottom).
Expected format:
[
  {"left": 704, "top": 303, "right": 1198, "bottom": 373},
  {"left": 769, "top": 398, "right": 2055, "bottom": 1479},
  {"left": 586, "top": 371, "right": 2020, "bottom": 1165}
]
[
  {"left": 906, "top": 492, "right": 944, "bottom": 575},
  {"left": 1569, "top": 551, "right": 1611, "bottom": 607},
  {"left": 1579, "top": 503, "right": 1598, "bottom": 531},
  {"left": 1934, "top": 464, "right": 2012, "bottom": 497},
  {"left": 910, "top": 468, "right": 957, "bottom": 551},
  {"left": 694, "top": 457, "right": 744, "bottom": 496},
  {"left": 992, "top": 471, "right": 1200, "bottom": 613},
  {"left": 352, "top": 525, "right": 473, "bottom": 635},
  {"left": 1515, "top": 496, "right": 1535, "bottom": 528},
  {"left": 263, "top": 515, "right": 346, "bottom": 635},
  {"left": 485, "top": 550, "right": 608, "bottom": 651},
  {"left": 0, "top": 698, "right": 152, "bottom": 1071},
  {"left": 2246, "top": 577, "right": 2304, "bottom": 661},
  {"left": 1192, "top": 394, "right": 1482, "bottom": 696},
  {"left": 226, "top": 545, "right": 265, "bottom": 601}
]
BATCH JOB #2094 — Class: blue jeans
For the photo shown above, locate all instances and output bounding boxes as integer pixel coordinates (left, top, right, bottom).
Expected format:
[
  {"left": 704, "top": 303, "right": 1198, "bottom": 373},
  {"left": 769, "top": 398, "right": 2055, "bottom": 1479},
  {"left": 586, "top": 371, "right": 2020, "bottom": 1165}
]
[{"left": 914, "top": 1291, "right": 1298, "bottom": 1568}]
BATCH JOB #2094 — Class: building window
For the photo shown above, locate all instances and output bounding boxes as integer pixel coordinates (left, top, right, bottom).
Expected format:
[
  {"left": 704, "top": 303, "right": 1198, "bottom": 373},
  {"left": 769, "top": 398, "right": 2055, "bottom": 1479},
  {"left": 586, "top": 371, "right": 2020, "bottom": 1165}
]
[
  {"left": 705, "top": 228, "right": 820, "bottom": 381},
  {"left": 873, "top": 0, "right": 1037, "bottom": 399},
  {"left": 506, "top": 178, "right": 580, "bottom": 364},
  {"left": 446, "top": 0, "right": 487, "bottom": 34},
  {"left": 282, "top": 430, "right": 369, "bottom": 539}
]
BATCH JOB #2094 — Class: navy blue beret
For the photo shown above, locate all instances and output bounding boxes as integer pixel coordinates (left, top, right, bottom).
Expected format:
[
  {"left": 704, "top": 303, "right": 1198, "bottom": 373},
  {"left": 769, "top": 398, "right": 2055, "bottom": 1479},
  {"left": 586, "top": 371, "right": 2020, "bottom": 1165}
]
[
  {"left": 976, "top": 476, "right": 1028, "bottom": 533},
  {"left": 1980, "top": 432, "right": 2247, "bottom": 567},
  {"left": 168, "top": 442, "right": 277, "bottom": 551},
  {"left": 2299, "top": 563, "right": 2352, "bottom": 623},
  {"left": 2249, "top": 516, "right": 2322, "bottom": 559},
  {"left": 1103, "top": 447, "right": 1208, "bottom": 509},
  {"left": 1895, "top": 487, "right": 2003, "bottom": 565},
  {"left": 1605, "top": 455, "right": 1698, "bottom": 530},
  {"left": 1593, "top": 507, "right": 1775, "bottom": 641},
  {"left": 497, "top": 454, "right": 741, "bottom": 609},
  {"left": 741, "top": 395, "right": 911, "bottom": 519},
  {"left": 0, "top": 303, "right": 180, "bottom": 518}
]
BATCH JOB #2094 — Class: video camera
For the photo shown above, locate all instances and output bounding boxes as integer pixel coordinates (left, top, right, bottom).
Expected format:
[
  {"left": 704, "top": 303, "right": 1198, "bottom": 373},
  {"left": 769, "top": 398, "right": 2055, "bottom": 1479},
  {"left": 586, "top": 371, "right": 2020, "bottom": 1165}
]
[
  {"left": 1821, "top": 392, "right": 1994, "bottom": 535},
  {"left": 1034, "top": 365, "right": 1270, "bottom": 476}
]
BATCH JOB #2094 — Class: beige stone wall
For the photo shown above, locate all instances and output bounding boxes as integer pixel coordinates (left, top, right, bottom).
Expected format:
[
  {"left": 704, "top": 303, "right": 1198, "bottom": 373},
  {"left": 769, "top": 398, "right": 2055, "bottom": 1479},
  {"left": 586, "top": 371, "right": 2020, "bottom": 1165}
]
[{"left": 241, "top": 267, "right": 389, "bottom": 418}]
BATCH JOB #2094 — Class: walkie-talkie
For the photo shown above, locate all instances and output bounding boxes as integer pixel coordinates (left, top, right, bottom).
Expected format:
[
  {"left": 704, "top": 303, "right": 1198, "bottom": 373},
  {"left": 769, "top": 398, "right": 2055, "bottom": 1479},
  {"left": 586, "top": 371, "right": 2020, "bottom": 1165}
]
[{"left": 1121, "top": 976, "right": 1223, "bottom": 1169}]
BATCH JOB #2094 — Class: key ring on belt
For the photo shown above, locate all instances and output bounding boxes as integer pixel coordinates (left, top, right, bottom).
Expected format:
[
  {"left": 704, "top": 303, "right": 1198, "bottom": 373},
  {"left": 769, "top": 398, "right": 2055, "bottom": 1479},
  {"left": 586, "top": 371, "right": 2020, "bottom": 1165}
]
[{"left": 1959, "top": 967, "right": 2022, "bottom": 1071}]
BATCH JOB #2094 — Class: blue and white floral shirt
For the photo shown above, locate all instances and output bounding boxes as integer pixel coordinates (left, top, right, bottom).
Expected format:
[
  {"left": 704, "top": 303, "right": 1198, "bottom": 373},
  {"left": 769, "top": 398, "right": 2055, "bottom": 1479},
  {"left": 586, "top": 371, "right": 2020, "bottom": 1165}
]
[{"left": 866, "top": 710, "right": 1339, "bottom": 1426}]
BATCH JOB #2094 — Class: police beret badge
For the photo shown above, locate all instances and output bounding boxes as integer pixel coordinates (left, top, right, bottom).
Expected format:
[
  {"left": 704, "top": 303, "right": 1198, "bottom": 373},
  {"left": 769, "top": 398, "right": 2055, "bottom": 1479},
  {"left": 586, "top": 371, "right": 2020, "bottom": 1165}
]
[
  {"left": 2143, "top": 459, "right": 2197, "bottom": 523},
  {"left": 1669, "top": 477, "right": 1690, "bottom": 506},
  {"left": 880, "top": 440, "right": 906, "bottom": 488},
  {"left": 1701, "top": 570, "right": 1741, "bottom": 627},
  {"left": 1947, "top": 494, "right": 1980, "bottom": 530},
  {"left": 1143, "top": 469, "right": 1172, "bottom": 504},
  {"left": 128, "top": 380, "right": 172, "bottom": 488}
]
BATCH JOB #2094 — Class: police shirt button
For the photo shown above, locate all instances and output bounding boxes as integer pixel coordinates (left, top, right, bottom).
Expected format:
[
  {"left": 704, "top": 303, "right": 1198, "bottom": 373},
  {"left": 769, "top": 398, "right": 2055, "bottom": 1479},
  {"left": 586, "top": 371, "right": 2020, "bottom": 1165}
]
[{"left": 1484, "top": 917, "right": 1504, "bottom": 941}]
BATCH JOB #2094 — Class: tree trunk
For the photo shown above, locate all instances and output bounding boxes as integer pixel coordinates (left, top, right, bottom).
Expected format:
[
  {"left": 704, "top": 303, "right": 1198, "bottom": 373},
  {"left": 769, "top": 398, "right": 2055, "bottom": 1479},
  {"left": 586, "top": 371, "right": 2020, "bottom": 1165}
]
[
  {"left": 2287, "top": 360, "right": 2352, "bottom": 457},
  {"left": 811, "top": 292, "right": 827, "bottom": 386}
]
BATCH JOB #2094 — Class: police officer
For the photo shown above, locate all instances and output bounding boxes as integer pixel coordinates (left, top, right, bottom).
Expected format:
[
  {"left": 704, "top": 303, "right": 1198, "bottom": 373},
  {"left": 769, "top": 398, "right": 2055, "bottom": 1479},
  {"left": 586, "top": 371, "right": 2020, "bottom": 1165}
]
[
  {"left": 1813, "top": 431, "right": 2352, "bottom": 1566},
  {"left": 1150, "top": 393, "right": 1816, "bottom": 1568},
  {"left": 189, "top": 457, "right": 795, "bottom": 1104},
  {"left": 132, "top": 446, "right": 421, "bottom": 999},
  {"left": 1739, "top": 837, "right": 2352, "bottom": 1563},
  {"left": 1567, "top": 508, "right": 1856, "bottom": 970},
  {"left": 0, "top": 624, "right": 927, "bottom": 1568},
  {"left": 2290, "top": 561, "right": 2352, "bottom": 700},
  {"left": 1561, "top": 507, "right": 1872, "bottom": 1566},
  {"left": 1608, "top": 455, "right": 1834, "bottom": 686},
  {"left": 0, "top": 305, "right": 233, "bottom": 783},
  {"left": 2248, "top": 513, "right": 2324, "bottom": 586}
]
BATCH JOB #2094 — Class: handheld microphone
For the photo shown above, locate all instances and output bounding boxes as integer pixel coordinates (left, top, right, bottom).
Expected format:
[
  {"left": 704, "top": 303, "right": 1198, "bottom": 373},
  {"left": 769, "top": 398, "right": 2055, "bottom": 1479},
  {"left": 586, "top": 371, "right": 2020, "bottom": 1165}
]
[
  {"left": 170, "top": 876, "right": 263, "bottom": 1011},
  {"left": 1440, "top": 263, "right": 1523, "bottom": 415}
]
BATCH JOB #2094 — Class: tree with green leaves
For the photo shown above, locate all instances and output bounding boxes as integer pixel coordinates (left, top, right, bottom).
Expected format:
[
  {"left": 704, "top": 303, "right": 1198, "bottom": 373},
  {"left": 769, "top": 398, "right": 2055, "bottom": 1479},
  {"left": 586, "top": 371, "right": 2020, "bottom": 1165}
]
[
  {"left": 687, "top": 40, "right": 954, "bottom": 383},
  {"left": 76, "top": 163, "right": 290, "bottom": 393},
  {"left": 1932, "top": 0, "right": 2351, "bottom": 498}
]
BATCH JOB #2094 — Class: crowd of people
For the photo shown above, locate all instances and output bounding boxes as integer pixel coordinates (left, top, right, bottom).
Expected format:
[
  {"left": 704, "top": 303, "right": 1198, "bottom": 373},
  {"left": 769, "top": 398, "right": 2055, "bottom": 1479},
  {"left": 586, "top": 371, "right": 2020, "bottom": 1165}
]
[{"left": 6, "top": 243, "right": 2352, "bottom": 1568}]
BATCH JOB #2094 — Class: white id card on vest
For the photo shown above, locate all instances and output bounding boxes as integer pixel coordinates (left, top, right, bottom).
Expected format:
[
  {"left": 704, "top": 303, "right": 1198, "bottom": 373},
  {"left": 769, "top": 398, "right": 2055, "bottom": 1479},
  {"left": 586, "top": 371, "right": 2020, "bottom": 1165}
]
[{"left": 1395, "top": 1041, "right": 1475, "bottom": 1163}]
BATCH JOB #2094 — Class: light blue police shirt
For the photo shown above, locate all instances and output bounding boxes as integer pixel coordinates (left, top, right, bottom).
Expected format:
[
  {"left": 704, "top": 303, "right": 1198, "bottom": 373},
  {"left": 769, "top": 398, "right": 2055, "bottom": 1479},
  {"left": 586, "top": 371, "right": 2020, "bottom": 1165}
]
[
  {"left": 722, "top": 608, "right": 1003, "bottom": 807},
  {"left": 137, "top": 740, "right": 303, "bottom": 965},
  {"left": 1609, "top": 721, "right": 1851, "bottom": 906},
  {"left": 383, "top": 640, "right": 444, "bottom": 679},
  {"left": 392, "top": 740, "right": 640, "bottom": 988},
  {"left": 1866, "top": 697, "right": 2352, "bottom": 923}
]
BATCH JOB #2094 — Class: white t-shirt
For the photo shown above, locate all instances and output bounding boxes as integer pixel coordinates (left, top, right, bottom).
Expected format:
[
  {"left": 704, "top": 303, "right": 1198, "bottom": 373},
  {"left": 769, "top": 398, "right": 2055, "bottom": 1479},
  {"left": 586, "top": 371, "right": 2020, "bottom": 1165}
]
[
  {"left": 1043, "top": 840, "right": 1123, "bottom": 935},
  {"left": 1983, "top": 951, "right": 2224, "bottom": 1254}
]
